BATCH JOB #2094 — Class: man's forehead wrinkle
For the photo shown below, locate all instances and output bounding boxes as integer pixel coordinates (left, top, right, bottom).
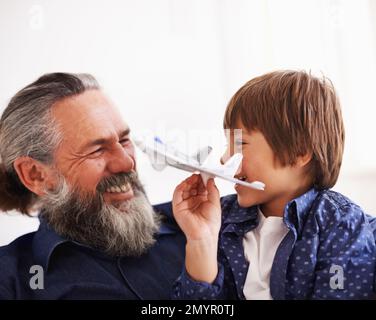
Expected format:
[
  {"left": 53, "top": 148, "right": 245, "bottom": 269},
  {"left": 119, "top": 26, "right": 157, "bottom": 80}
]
[
  {"left": 53, "top": 90, "right": 120, "bottom": 124},
  {"left": 51, "top": 91, "right": 130, "bottom": 156},
  {"left": 55, "top": 107, "right": 123, "bottom": 137}
]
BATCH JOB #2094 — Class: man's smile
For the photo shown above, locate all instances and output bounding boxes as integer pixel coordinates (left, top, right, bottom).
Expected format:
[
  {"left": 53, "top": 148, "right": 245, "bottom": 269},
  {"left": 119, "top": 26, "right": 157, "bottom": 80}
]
[{"left": 103, "top": 182, "right": 134, "bottom": 203}]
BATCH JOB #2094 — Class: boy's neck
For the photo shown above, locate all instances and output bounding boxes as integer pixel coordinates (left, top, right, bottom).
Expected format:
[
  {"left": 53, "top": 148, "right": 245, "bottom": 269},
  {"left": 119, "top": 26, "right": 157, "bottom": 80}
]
[{"left": 260, "top": 185, "right": 312, "bottom": 218}]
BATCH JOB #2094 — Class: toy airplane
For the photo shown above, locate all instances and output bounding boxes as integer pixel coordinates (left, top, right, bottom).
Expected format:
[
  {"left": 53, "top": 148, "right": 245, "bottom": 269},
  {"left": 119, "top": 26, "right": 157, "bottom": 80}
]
[{"left": 134, "top": 136, "right": 265, "bottom": 191}]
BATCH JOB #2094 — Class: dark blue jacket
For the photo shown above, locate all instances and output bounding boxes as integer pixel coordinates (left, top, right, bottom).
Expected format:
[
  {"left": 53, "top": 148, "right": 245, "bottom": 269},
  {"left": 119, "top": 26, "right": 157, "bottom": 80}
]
[{"left": 0, "top": 202, "right": 186, "bottom": 299}]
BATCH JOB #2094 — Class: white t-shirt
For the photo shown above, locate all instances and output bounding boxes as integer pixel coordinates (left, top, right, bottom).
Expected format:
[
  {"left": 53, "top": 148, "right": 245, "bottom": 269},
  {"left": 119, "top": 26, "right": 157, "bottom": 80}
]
[{"left": 242, "top": 206, "right": 289, "bottom": 300}]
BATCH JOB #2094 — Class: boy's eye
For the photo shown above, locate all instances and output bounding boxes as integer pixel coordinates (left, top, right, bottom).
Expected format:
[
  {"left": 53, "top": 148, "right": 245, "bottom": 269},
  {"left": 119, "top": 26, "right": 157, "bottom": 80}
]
[{"left": 235, "top": 140, "right": 247, "bottom": 146}]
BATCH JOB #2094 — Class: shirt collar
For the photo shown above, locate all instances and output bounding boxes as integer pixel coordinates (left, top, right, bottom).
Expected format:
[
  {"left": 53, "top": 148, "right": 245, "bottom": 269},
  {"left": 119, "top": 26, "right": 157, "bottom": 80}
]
[
  {"left": 222, "top": 188, "right": 319, "bottom": 236},
  {"left": 222, "top": 200, "right": 259, "bottom": 235},
  {"left": 32, "top": 217, "right": 68, "bottom": 271},
  {"left": 283, "top": 188, "right": 318, "bottom": 233},
  {"left": 223, "top": 200, "right": 259, "bottom": 224}
]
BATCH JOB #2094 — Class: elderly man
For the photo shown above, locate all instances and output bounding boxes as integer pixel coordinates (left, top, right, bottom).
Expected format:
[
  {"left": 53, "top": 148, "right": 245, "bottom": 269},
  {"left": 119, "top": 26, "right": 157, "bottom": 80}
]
[{"left": 0, "top": 73, "right": 185, "bottom": 299}]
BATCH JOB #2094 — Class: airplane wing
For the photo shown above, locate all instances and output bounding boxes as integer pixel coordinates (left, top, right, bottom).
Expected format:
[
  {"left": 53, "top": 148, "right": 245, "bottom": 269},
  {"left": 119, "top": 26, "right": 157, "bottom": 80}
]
[
  {"left": 198, "top": 166, "right": 265, "bottom": 190},
  {"left": 163, "top": 156, "right": 265, "bottom": 191},
  {"left": 134, "top": 136, "right": 265, "bottom": 191}
]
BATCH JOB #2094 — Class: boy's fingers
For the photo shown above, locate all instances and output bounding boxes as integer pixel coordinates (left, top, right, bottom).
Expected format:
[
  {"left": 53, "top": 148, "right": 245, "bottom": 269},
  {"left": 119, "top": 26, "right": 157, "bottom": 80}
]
[
  {"left": 174, "top": 174, "right": 202, "bottom": 204},
  {"left": 197, "top": 176, "right": 208, "bottom": 195},
  {"left": 174, "top": 195, "right": 208, "bottom": 212},
  {"left": 187, "top": 174, "right": 199, "bottom": 184},
  {"left": 173, "top": 176, "right": 193, "bottom": 204},
  {"left": 190, "top": 189, "right": 198, "bottom": 196},
  {"left": 207, "top": 178, "right": 220, "bottom": 206},
  {"left": 182, "top": 190, "right": 191, "bottom": 200},
  {"left": 182, "top": 174, "right": 199, "bottom": 191},
  {"left": 198, "top": 182, "right": 206, "bottom": 193},
  {"left": 183, "top": 186, "right": 201, "bottom": 199},
  {"left": 173, "top": 182, "right": 186, "bottom": 206}
]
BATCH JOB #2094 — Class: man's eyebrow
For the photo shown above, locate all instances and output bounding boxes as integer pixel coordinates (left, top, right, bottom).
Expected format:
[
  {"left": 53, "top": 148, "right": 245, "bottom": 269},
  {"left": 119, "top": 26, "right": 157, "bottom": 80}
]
[{"left": 79, "top": 128, "right": 131, "bottom": 153}]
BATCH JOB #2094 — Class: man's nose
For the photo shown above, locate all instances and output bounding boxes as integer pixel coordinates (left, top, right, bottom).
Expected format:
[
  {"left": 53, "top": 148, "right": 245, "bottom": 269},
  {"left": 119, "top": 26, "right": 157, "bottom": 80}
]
[{"left": 107, "top": 145, "right": 135, "bottom": 173}]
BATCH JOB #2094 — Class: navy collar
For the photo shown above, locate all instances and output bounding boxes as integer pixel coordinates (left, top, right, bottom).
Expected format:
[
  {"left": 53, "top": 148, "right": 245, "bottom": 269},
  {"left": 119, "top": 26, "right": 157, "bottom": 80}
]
[
  {"left": 32, "top": 218, "right": 68, "bottom": 271},
  {"left": 222, "top": 202, "right": 259, "bottom": 236},
  {"left": 223, "top": 199, "right": 259, "bottom": 225},
  {"left": 283, "top": 188, "right": 318, "bottom": 234},
  {"left": 222, "top": 188, "right": 319, "bottom": 236}
]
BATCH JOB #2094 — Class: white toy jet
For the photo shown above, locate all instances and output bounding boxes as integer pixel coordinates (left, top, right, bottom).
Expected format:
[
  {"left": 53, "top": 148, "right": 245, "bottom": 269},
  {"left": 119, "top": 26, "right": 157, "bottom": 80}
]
[{"left": 134, "top": 136, "right": 265, "bottom": 191}]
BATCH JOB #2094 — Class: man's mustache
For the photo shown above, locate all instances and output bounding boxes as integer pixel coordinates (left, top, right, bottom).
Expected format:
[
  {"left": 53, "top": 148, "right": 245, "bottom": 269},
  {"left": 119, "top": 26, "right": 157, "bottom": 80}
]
[{"left": 96, "top": 171, "right": 144, "bottom": 194}]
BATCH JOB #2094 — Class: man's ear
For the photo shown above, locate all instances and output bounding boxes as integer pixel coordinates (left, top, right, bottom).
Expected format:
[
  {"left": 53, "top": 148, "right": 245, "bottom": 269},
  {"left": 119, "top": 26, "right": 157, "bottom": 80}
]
[{"left": 13, "top": 157, "right": 55, "bottom": 196}]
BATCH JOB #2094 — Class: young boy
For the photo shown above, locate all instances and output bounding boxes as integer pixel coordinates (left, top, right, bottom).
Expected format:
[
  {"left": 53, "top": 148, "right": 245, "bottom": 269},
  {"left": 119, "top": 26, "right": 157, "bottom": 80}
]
[{"left": 171, "top": 70, "right": 376, "bottom": 300}]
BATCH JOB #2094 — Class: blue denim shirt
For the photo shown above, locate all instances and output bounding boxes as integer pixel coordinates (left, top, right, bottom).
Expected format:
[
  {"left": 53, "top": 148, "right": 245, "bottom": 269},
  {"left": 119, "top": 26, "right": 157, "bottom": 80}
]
[
  {"left": 173, "top": 189, "right": 376, "bottom": 300},
  {"left": 0, "top": 202, "right": 186, "bottom": 299}
]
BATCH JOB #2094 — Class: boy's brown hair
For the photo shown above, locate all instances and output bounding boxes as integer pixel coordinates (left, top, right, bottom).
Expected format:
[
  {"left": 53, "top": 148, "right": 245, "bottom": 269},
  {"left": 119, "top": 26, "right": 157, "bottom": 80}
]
[{"left": 223, "top": 70, "right": 345, "bottom": 189}]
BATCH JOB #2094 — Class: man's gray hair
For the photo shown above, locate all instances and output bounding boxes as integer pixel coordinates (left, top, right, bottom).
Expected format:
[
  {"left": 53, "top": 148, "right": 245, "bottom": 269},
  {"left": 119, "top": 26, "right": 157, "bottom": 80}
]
[{"left": 0, "top": 73, "right": 100, "bottom": 214}]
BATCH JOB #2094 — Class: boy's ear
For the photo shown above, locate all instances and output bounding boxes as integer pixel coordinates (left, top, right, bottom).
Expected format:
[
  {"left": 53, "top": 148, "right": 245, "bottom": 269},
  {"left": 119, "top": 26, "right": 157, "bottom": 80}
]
[
  {"left": 296, "top": 152, "right": 313, "bottom": 168},
  {"left": 13, "top": 157, "right": 55, "bottom": 196}
]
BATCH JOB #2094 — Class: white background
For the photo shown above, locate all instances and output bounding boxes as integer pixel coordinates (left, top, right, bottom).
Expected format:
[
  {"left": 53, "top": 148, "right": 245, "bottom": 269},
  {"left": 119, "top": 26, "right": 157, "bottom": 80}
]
[{"left": 1, "top": 0, "right": 376, "bottom": 246}]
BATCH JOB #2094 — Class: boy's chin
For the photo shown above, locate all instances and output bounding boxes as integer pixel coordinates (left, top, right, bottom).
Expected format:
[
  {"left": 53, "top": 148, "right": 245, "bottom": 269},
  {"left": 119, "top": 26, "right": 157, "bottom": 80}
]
[{"left": 236, "top": 193, "right": 258, "bottom": 208}]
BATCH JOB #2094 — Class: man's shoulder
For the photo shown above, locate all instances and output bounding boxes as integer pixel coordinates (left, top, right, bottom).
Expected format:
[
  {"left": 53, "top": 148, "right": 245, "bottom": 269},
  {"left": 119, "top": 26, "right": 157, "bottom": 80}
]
[
  {"left": 0, "top": 232, "right": 36, "bottom": 298},
  {"left": 152, "top": 201, "right": 183, "bottom": 234},
  {"left": 0, "top": 231, "right": 35, "bottom": 262},
  {"left": 153, "top": 201, "right": 173, "bottom": 218}
]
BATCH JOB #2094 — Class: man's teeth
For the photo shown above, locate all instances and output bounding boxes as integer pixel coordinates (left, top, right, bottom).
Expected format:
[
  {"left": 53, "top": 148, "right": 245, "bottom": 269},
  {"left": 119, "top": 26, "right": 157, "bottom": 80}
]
[
  {"left": 106, "top": 183, "right": 130, "bottom": 193},
  {"left": 238, "top": 176, "right": 247, "bottom": 181}
]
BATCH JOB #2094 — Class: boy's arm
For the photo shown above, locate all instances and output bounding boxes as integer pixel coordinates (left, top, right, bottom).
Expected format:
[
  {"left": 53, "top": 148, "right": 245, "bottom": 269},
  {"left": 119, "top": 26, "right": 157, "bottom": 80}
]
[
  {"left": 185, "top": 237, "right": 219, "bottom": 283},
  {"left": 172, "top": 175, "right": 222, "bottom": 282},
  {"left": 171, "top": 174, "right": 234, "bottom": 299},
  {"left": 172, "top": 262, "right": 229, "bottom": 299}
]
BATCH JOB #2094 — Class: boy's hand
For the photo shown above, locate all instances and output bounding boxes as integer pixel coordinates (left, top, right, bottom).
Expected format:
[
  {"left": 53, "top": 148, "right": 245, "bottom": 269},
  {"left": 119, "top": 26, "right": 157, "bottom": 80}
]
[{"left": 172, "top": 174, "right": 221, "bottom": 242}]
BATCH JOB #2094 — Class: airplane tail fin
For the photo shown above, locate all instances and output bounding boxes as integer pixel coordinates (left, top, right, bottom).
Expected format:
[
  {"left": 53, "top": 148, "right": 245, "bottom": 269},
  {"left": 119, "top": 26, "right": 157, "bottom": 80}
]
[
  {"left": 193, "top": 146, "right": 213, "bottom": 165},
  {"left": 133, "top": 135, "right": 168, "bottom": 171},
  {"left": 200, "top": 153, "right": 243, "bottom": 186},
  {"left": 222, "top": 153, "right": 243, "bottom": 177}
]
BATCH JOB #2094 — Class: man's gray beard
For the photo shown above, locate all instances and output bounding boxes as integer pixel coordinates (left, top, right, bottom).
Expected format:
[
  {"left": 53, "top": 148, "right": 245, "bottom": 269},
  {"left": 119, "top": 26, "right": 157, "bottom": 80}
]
[{"left": 39, "top": 172, "right": 161, "bottom": 257}]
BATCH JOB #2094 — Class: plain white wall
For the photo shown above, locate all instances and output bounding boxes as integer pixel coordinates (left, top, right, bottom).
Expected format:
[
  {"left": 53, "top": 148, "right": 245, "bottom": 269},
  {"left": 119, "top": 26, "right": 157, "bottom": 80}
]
[{"left": 1, "top": 0, "right": 375, "bottom": 246}]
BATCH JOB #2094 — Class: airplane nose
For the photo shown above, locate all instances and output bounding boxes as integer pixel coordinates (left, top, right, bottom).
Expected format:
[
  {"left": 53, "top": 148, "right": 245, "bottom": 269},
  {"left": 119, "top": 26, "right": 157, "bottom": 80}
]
[{"left": 234, "top": 163, "right": 242, "bottom": 176}]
